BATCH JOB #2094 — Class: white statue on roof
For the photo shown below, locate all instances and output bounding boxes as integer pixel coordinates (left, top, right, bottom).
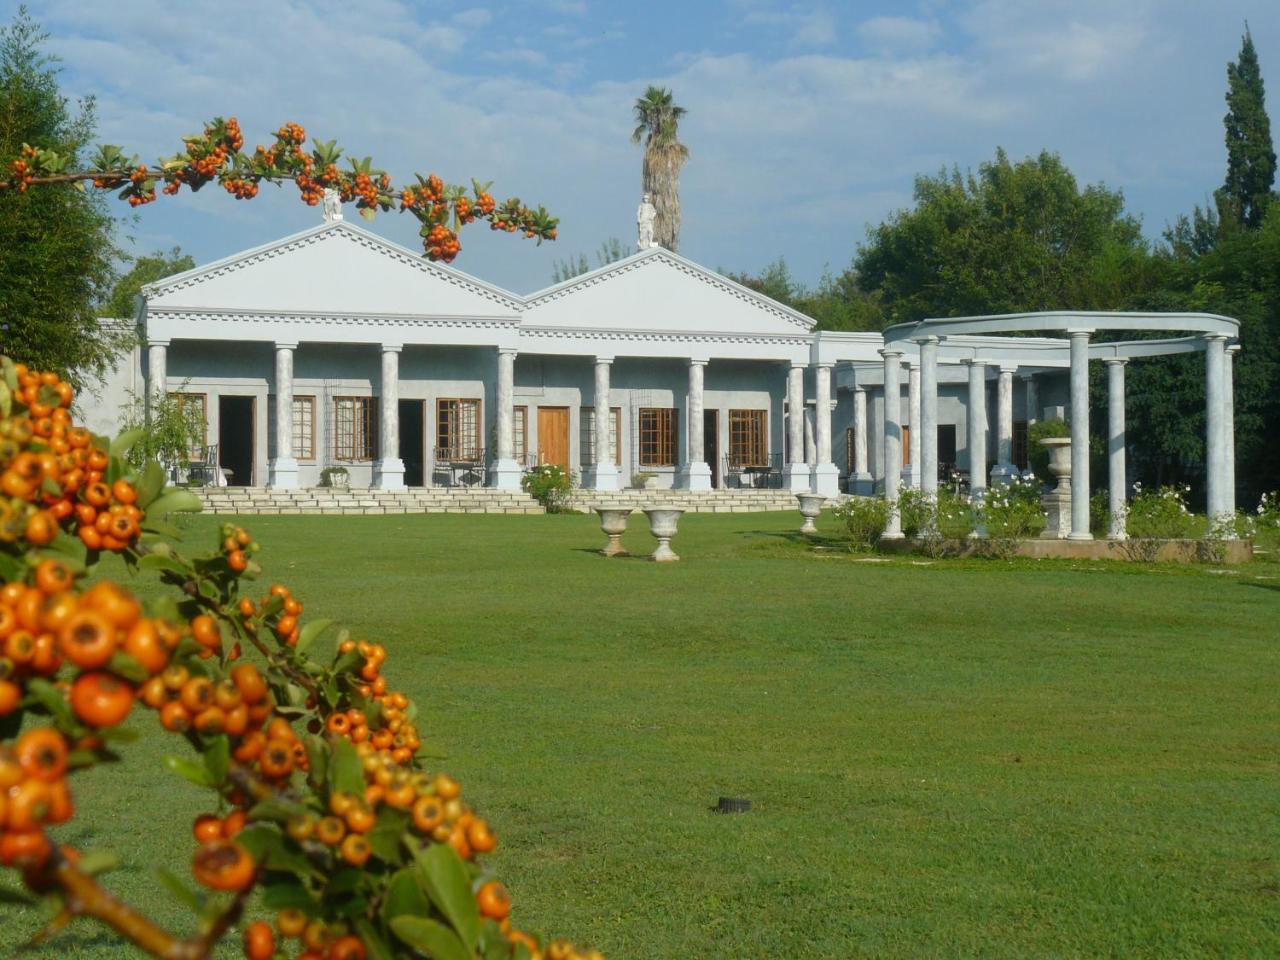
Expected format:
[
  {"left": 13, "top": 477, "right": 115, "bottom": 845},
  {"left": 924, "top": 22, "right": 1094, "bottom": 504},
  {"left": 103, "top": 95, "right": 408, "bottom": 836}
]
[
  {"left": 636, "top": 193, "right": 657, "bottom": 250},
  {"left": 322, "top": 187, "right": 344, "bottom": 223}
]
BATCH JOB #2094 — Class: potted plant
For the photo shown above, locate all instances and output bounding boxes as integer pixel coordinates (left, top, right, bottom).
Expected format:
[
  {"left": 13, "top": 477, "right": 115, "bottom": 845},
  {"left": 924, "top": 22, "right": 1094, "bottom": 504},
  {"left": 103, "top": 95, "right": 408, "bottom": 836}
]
[
  {"left": 320, "top": 466, "right": 349, "bottom": 488},
  {"left": 631, "top": 471, "right": 659, "bottom": 490}
]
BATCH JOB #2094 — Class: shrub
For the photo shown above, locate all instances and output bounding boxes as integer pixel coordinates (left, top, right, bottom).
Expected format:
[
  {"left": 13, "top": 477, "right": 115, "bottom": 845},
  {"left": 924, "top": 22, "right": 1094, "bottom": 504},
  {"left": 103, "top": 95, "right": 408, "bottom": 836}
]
[
  {"left": 117, "top": 384, "right": 207, "bottom": 473},
  {"left": 319, "top": 465, "right": 349, "bottom": 487},
  {"left": 1256, "top": 491, "right": 1280, "bottom": 530},
  {"left": 1089, "top": 490, "right": 1110, "bottom": 536},
  {"left": 935, "top": 488, "right": 974, "bottom": 540},
  {"left": 522, "top": 464, "right": 574, "bottom": 511},
  {"left": 1027, "top": 417, "right": 1070, "bottom": 484},
  {"left": 984, "top": 475, "right": 1046, "bottom": 543},
  {"left": 1124, "top": 482, "right": 1198, "bottom": 540},
  {"left": 834, "top": 496, "right": 891, "bottom": 549}
]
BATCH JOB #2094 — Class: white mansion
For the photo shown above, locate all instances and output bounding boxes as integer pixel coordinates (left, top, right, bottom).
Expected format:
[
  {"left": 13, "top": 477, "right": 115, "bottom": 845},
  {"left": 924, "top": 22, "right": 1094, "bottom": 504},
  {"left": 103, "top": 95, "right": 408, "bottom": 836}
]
[{"left": 98, "top": 204, "right": 1238, "bottom": 530}]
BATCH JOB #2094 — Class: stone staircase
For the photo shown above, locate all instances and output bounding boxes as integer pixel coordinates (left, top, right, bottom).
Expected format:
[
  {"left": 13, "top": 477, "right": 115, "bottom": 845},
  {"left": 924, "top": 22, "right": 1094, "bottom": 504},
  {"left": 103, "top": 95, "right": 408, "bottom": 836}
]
[
  {"left": 566, "top": 490, "right": 846, "bottom": 514},
  {"left": 195, "top": 487, "right": 545, "bottom": 515}
]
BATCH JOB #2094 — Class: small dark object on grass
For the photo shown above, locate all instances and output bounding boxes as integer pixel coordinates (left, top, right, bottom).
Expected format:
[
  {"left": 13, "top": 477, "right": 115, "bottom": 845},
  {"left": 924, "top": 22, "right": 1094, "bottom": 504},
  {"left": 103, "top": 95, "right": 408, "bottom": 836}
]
[{"left": 715, "top": 796, "right": 751, "bottom": 814}]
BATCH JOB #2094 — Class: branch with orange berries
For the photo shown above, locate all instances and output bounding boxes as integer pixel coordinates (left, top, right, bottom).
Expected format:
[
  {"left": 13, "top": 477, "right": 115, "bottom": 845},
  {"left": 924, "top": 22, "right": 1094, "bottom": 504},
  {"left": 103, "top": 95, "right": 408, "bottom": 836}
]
[{"left": 1, "top": 117, "right": 558, "bottom": 263}]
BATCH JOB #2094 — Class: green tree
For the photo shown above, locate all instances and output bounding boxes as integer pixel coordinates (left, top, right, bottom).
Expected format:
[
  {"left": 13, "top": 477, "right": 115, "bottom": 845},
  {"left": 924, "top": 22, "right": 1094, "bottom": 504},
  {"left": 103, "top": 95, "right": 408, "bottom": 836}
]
[
  {"left": 854, "top": 148, "right": 1150, "bottom": 324},
  {"left": 631, "top": 86, "right": 688, "bottom": 251},
  {"left": 0, "top": 7, "right": 128, "bottom": 388},
  {"left": 550, "top": 237, "right": 627, "bottom": 283},
  {"left": 1216, "top": 25, "right": 1276, "bottom": 230},
  {"left": 100, "top": 246, "right": 194, "bottom": 319},
  {"left": 724, "top": 258, "right": 884, "bottom": 331}
]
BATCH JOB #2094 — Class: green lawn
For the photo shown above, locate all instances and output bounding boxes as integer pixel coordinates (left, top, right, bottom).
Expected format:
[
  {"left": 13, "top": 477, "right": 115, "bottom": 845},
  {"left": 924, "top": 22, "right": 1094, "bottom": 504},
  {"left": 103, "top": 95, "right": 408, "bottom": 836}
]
[{"left": 3, "top": 512, "right": 1278, "bottom": 958}]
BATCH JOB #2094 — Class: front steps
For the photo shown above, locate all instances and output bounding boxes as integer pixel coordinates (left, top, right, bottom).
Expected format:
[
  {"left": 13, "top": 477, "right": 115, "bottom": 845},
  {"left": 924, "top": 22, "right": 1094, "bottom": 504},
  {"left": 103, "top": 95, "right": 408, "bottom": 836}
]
[{"left": 566, "top": 490, "right": 846, "bottom": 513}]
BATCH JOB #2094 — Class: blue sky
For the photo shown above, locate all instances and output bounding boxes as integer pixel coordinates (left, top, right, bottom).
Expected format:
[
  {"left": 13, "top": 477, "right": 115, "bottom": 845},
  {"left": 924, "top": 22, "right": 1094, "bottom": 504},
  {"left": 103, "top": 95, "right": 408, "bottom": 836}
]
[{"left": 17, "top": 0, "right": 1280, "bottom": 294}]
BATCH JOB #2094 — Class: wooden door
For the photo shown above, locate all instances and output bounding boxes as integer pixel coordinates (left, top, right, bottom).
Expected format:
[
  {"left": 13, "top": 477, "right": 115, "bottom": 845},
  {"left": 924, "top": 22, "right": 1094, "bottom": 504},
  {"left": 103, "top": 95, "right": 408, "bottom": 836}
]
[
  {"left": 537, "top": 407, "right": 570, "bottom": 469},
  {"left": 704, "top": 409, "right": 719, "bottom": 487}
]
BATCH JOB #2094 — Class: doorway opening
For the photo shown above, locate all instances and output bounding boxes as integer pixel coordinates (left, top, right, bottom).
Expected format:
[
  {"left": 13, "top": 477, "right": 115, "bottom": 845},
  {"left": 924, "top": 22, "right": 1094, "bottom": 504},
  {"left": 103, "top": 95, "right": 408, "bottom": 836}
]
[
  {"left": 218, "top": 395, "right": 255, "bottom": 486},
  {"left": 399, "top": 400, "right": 425, "bottom": 486},
  {"left": 704, "top": 409, "right": 719, "bottom": 488}
]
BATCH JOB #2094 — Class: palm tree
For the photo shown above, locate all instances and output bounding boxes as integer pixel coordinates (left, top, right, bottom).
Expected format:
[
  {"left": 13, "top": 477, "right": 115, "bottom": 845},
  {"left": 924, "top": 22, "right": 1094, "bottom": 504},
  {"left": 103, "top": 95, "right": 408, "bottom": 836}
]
[{"left": 631, "top": 86, "right": 688, "bottom": 251}]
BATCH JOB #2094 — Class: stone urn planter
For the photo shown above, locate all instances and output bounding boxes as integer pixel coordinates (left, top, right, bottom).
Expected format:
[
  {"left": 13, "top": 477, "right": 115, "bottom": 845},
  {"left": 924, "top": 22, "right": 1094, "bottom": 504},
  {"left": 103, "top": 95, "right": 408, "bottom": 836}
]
[
  {"left": 795, "top": 493, "right": 825, "bottom": 534},
  {"left": 595, "top": 507, "right": 632, "bottom": 557},
  {"left": 643, "top": 506, "right": 685, "bottom": 562},
  {"left": 1039, "top": 437, "right": 1072, "bottom": 539}
]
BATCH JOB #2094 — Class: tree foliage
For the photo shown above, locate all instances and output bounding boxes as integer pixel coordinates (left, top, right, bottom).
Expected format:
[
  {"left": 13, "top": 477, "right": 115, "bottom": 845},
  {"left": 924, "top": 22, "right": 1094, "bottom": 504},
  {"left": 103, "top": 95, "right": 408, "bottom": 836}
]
[
  {"left": 0, "top": 7, "right": 128, "bottom": 390},
  {"left": 631, "top": 86, "right": 687, "bottom": 252},
  {"left": 723, "top": 258, "right": 884, "bottom": 331},
  {"left": 100, "top": 246, "right": 194, "bottom": 319},
  {"left": 550, "top": 237, "right": 627, "bottom": 284},
  {"left": 1216, "top": 25, "right": 1276, "bottom": 229},
  {"left": 854, "top": 148, "right": 1149, "bottom": 324}
]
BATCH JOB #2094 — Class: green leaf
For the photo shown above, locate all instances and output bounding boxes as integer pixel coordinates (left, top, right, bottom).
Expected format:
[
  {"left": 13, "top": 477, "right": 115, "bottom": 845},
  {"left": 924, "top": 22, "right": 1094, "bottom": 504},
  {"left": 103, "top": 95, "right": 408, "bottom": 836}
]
[
  {"left": 262, "top": 878, "right": 319, "bottom": 914},
  {"left": 332, "top": 648, "right": 361, "bottom": 676},
  {"left": 390, "top": 917, "right": 472, "bottom": 960},
  {"left": 355, "top": 919, "right": 395, "bottom": 960},
  {"left": 140, "top": 518, "right": 183, "bottom": 539},
  {"left": 145, "top": 488, "right": 203, "bottom": 519},
  {"left": 248, "top": 797, "right": 309, "bottom": 823},
  {"left": 381, "top": 868, "right": 431, "bottom": 923},
  {"left": 303, "top": 734, "right": 329, "bottom": 793},
  {"left": 235, "top": 824, "right": 317, "bottom": 877},
  {"left": 107, "top": 651, "right": 149, "bottom": 684},
  {"left": 155, "top": 867, "right": 205, "bottom": 912},
  {"left": 77, "top": 849, "right": 121, "bottom": 877},
  {"left": 163, "top": 755, "right": 214, "bottom": 788},
  {"left": 327, "top": 867, "right": 366, "bottom": 896},
  {"left": 0, "top": 884, "right": 36, "bottom": 906},
  {"left": 203, "top": 734, "right": 230, "bottom": 786},
  {"left": 25, "top": 678, "right": 75, "bottom": 729},
  {"left": 137, "top": 552, "right": 190, "bottom": 576},
  {"left": 295, "top": 618, "right": 333, "bottom": 655},
  {"left": 137, "top": 459, "right": 168, "bottom": 509},
  {"left": 413, "top": 843, "right": 481, "bottom": 951},
  {"left": 367, "top": 807, "right": 410, "bottom": 864},
  {"left": 109, "top": 428, "right": 145, "bottom": 462},
  {"left": 329, "top": 737, "right": 364, "bottom": 796}
]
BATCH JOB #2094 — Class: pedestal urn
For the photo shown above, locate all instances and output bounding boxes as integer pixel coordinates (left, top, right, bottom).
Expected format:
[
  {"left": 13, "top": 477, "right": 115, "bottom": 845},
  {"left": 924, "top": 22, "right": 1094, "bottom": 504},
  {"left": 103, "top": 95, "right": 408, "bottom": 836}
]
[
  {"left": 795, "top": 493, "right": 825, "bottom": 535},
  {"left": 642, "top": 507, "right": 685, "bottom": 562},
  {"left": 594, "top": 507, "right": 632, "bottom": 557},
  {"left": 1039, "top": 437, "right": 1072, "bottom": 539}
]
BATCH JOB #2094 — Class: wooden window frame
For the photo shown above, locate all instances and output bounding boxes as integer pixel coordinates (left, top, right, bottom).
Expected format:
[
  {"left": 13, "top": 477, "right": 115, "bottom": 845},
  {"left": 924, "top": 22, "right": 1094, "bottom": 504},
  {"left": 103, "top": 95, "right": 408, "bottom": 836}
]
[
  {"left": 436, "top": 398, "right": 482, "bottom": 458},
  {"left": 334, "top": 396, "right": 377, "bottom": 461},
  {"left": 902, "top": 424, "right": 911, "bottom": 466},
  {"left": 728, "top": 409, "right": 768, "bottom": 467},
  {"left": 168, "top": 392, "right": 208, "bottom": 459},
  {"left": 292, "top": 395, "right": 316, "bottom": 461},
  {"left": 638, "top": 407, "right": 678, "bottom": 467},
  {"left": 513, "top": 405, "right": 528, "bottom": 463},
  {"left": 580, "top": 406, "right": 622, "bottom": 466}
]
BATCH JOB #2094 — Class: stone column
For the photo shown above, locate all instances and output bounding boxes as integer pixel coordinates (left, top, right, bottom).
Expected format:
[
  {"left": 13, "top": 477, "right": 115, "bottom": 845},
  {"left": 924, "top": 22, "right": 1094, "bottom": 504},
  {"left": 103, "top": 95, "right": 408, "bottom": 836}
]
[
  {"left": 146, "top": 339, "right": 168, "bottom": 411},
  {"left": 1225, "top": 345, "right": 1239, "bottom": 518},
  {"left": 679, "top": 359, "right": 711, "bottom": 491},
  {"left": 991, "top": 365, "right": 1017, "bottom": 485},
  {"left": 586, "top": 356, "right": 620, "bottom": 491},
  {"left": 880, "top": 348, "right": 904, "bottom": 539},
  {"left": 784, "top": 361, "right": 809, "bottom": 492},
  {"left": 848, "top": 385, "right": 872, "bottom": 494},
  {"left": 1068, "top": 330, "right": 1092, "bottom": 540},
  {"left": 918, "top": 337, "right": 939, "bottom": 499},
  {"left": 812, "top": 363, "right": 838, "bottom": 496},
  {"left": 490, "top": 348, "right": 521, "bottom": 490},
  {"left": 373, "top": 344, "right": 405, "bottom": 490},
  {"left": 268, "top": 342, "right": 300, "bottom": 489},
  {"left": 1204, "top": 334, "right": 1228, "bottom": 525},
  {"left": 1102, "top": 358, "right": 1127, "bottom": 540},
  {"left": 965, "top": 360, "right": 989, "bottom": 537},
  {"left": 1023, "top": 373, "right": 1039, "bottom": 426},
  {"left": 904, "top": 359, "right": 922, "bottom": 489}
]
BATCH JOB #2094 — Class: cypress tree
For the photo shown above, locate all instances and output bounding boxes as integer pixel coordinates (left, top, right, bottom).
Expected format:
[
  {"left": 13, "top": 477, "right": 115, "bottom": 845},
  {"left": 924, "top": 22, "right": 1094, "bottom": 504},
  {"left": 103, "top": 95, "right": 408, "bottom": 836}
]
[{"left": 1216, "top": 25, "right": 1276, "bottom": 229}]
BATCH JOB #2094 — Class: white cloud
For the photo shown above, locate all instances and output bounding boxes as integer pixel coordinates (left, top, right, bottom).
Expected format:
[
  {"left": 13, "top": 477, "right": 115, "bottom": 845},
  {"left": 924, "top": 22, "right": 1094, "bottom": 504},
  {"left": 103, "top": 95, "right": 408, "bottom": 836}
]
[
  {"left": 451, "top": 7, "right": 492, "bottom": 29},
  {"left": 857, "top": 16, "right": 941, "bottom": 53},
  {"left": 742, "top": 4, "right": 838, "bottom": 49}
]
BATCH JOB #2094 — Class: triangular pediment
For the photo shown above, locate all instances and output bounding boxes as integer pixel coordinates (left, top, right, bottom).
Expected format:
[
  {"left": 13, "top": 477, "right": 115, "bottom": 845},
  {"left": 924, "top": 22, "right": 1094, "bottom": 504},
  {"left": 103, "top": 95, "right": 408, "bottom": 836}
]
[
  {"left": 144, "top": 221, "right": 521, "bottom": 318},
  {"left": 522, "top": 248, "right": 815, "bottom": 336}
]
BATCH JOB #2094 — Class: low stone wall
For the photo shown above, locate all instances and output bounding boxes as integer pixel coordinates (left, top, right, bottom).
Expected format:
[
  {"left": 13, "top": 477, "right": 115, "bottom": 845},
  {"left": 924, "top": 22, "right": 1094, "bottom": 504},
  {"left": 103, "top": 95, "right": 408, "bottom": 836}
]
[
  {"left": 876, "top": 537, "right": 1254, "bottom": 564},
  {"left": 195, "top": 487, "right": 545, "bottom": 515},
  {"left": 566, "top": 491, "right": 845, "bottom": 514}
]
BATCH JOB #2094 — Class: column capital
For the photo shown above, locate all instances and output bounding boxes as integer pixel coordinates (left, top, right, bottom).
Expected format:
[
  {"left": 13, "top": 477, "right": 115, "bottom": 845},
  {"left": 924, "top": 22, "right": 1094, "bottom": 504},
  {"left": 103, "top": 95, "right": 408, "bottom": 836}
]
[
  {"left": 878, "top": 347, "right": 904, "bottom": 360},
  {"left": 146, "top": 338, "right": 170, "bottom": 348},
  {"left": 595, "top": 355, "right": 615, "bottom": 365},
  {"left": 899, "top": 357, "right": 913, "bottom": 369},
  {"left": 381, "top": 343, "right": 404, "bottom": 354},
  {"left": 789, "top": 359, "right": 807, "bottom": 371},
  {"left": 962, "top": 357, "right": 989, "bottom": 367},
  {"left": 998, "top": 364, "right": 1018, "bottom": 375},
  {"left": 688, "top": 357, "right": 709, "bottom": 367},
  {"left": 1066, "top": 328, "right": 1094, "bottom": 338},
  {"left": 275, "top": 341, "right": 299, "bottom": 352},
  {"left": 912, "top": 335, "right": 939, "bottom": 346},
  {"left": 1227, "top": 344, "right": 1242, "bottom": 356},
  {"left": 1019, "top": 371, "right": 1036, "bottom": 381},
  {"left": 1101, "top": 357, "right": 1128, "bottom": 367},
  {"left": 812, "top": 360, "right": 834, "bottom": 370},
  {"left": 498, "top": 346, "right": 519, "bottom": 357},
  {"left": 1203, "top": 332, "right": 1230, "bottom": 343},
  {"left": 853, "top": 384, "right": 866, "bottom": 394}
]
